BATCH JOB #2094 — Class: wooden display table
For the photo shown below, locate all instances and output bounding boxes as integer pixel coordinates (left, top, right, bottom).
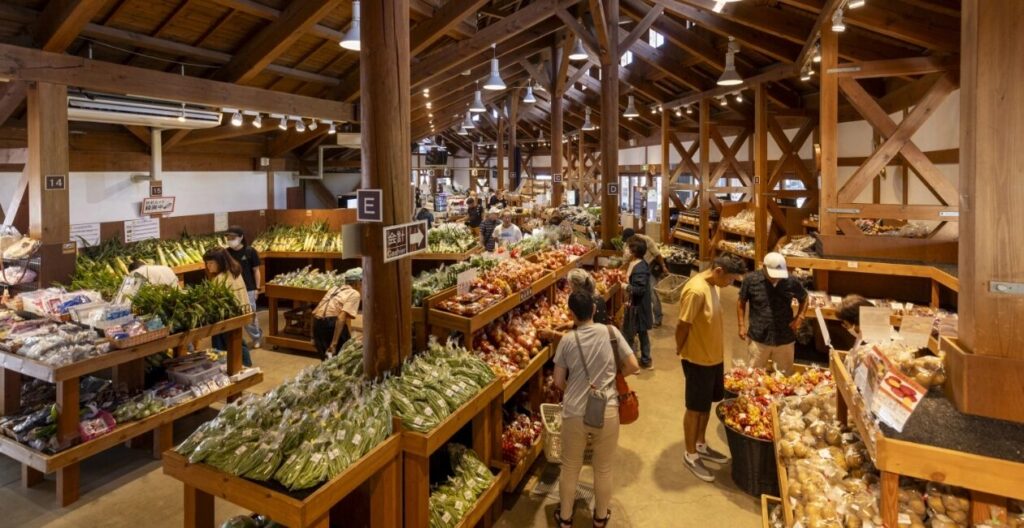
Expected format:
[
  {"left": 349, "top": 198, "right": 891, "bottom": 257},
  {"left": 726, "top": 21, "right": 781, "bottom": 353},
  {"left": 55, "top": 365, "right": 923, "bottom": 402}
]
[
  {"left": 830, "top": 350, "right": 1024, "bottom": 526},
  {"left": 400, "top": 379, "right": 503, "bottom": 528},
  {"left": 429, "top": 271, "right": 557, "bottom": 337},
  {"left": 0, "top": 315, "right": 257, "bottom": 506},
  {"left": 410, "top": 245, "right": 482, "bottom": 262},
  {"left": 785, "top": 256, "right": 958, "bottom": 307},
  {"left": 263, "top": 284, "right": 327, "bottom": 353},
  {"left": 163, "top": 434, "right": 402, "bottom": 528}
]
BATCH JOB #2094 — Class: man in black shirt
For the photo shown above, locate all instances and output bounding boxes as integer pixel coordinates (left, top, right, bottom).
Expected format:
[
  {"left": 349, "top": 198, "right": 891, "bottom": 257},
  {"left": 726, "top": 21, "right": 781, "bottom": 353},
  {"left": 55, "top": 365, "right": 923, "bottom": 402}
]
[
  {"left": 736, "top": 252, "right": 807, "bottom": 373},
  {"left": 225, "top": 226, "right": 263, "bottom": 347},
  {"left": 465, "top": 197, "right": 483, "bottom": 229},
  {"left": 479, "top": 208, "right": 501, "bottom": 251}
]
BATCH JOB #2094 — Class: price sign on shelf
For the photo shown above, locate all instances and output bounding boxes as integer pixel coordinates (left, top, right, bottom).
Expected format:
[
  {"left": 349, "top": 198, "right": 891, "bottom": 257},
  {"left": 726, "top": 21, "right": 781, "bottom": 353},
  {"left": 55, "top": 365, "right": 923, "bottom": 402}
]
[
  {"left": 456, "top": 269, "right": 476, "bottom": 295},
  {"left": 519, "top": 286, "right": 534, "bottom": 302},
  {"left": 899, "top": 315, "right": 933, "bottom": 349},
  {"left": 859, "top": 306, "right": 893, "bottom": 344},
  {"left": 125, "top": 217, "right": 160, "bottom": 243}
]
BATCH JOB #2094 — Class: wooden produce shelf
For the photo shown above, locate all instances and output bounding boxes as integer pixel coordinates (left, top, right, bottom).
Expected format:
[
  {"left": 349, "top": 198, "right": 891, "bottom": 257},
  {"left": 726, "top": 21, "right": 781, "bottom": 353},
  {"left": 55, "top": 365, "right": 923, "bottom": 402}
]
[
  {"left": 172, "top": 262, "right": 206, "bottom": 275},
  {"left": 411, "top": 245, "right": 482, "bottom": 261},
  {"left": 719, "top": 226, "right": 755, "bottom": 239},
  {"left": 504, "top": 437, "right": 544, "bottom": 493},
  {"left": 264, "top": 284, "right": 329, "bottom": 304},
  {"left": 672, "top": 229, "right": 701, "bottom": 245},
  {"left": 400, "top": 379, "right": 502, "bottom": 457},
  {"left": 761, "top": 494, "right": 782, "bottom": 528},
  {"left": 1, "top": 373, "right": 262, "bottom": 475},
  {"left": 260, "top": 251, "right": 346, "bottom": 260},
  {"left": 0, "top": 315, "right": 252, "bottom": 383},
  {"left": 263, "top": 285, "right": 324, "bottom": 354},
  {"left": 163, "top": 434, "right": 402, "bottom": 528},
  {"left": 501, "top": 348, "right": 550, "bottom": 403},
  {"left": 769, "top": 403, "right": 795, "bottom": 528},
  {"left": 428, "top": 271, "right": 556, "bottom": 335},
  {"left": 455, "top": 466, "right": 509, "bottom": 528},
  {"left": 830, "top": 350, "right": 1024, "bottom": 526},
  {"left": 784, "top": 256, "right": 959, "bottom": 293}
]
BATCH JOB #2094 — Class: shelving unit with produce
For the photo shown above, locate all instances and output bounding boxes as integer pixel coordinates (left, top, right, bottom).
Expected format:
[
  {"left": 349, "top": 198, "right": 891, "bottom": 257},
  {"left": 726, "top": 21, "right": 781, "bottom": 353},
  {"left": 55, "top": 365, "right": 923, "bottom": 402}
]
[
  {"left": 830, "top": 349, "right": 1024, "bottom": 527},
  {"left": 672, "top": 210, "right": 710, "bottom": 250},
  {"left": 711, "top": 201, "right": 761, "bottom": 264},
  {"left": 784, "top": 256, "right": 958, "bottom": 309},
  {"left": 0, "top": 315, "right": 257, "bottom": 507}
]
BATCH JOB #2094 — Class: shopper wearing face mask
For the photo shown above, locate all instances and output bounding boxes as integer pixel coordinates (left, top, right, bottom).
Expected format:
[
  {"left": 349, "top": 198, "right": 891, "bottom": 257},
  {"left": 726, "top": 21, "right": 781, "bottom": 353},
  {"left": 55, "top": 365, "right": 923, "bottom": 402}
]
[{"left": 225, "top": 226, "right": 263, "bottom": 348}]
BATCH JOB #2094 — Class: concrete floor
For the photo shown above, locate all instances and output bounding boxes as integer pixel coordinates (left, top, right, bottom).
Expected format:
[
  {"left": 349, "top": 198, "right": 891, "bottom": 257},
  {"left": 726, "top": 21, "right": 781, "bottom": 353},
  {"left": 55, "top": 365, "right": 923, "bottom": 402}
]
[{"left": 1, "top": 286, "right": 761, "bottom": 528}]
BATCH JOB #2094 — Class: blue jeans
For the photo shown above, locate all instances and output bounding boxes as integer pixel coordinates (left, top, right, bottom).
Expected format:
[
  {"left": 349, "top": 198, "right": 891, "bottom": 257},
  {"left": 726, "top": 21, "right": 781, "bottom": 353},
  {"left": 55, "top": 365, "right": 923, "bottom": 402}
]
[
  {"left": 624, "top": 324, "right": 651, "bottom": 365},
  {"left": 212, "top": 333, "right": 252, "bottom": 367},
  {"left": 245, "top": 290, "right": 262, "bottom": 344}
]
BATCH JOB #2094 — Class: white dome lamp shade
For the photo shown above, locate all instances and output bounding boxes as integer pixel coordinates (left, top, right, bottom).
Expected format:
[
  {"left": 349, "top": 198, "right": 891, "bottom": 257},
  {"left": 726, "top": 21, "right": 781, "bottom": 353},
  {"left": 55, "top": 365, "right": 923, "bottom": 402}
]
[
  {"left": 462, "top": 111, "right": 476, "bottom": 129},
  {"left": 623, "top": 95, "right": 640, "bottom": 118},
  {"left": 717, "top": 37, "right": 743, "bottom": 87},
  {"left": 523, "top": 82, "right": 536, "bottom": 104},
  {"left": 470, "top": 83, "right": 486, "bottom": 113},
  {"left": 340, "top": 1, "right": 360, "bottom": 51},
  {"left": 569, "top": 37, "right": 588, "bottom": 61},
  {"left": 483, "top": 44, "right": 505, "bottom": 90},
  {"left": 582, "top": 108, "right": 595, "bottom": 131}
]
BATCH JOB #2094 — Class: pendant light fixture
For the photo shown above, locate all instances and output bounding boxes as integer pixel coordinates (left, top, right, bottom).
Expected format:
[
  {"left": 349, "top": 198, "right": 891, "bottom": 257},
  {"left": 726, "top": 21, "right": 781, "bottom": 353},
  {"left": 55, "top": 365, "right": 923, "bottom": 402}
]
[
  {"left": 569, "top": 37, "right": 588, "bottom": 61},
  {"left": 832, "top": 8, "right": 846, "bottom": 32},
  {"left": 717, "top": 37, "right": 743, "bottom": 86},
  {"left": 340, "top": 1, "right": 360, "bottom": 51},
  {"left": 462, "top": 111, "right": 476, "bottom": 129},
  {"left": 582, "top": 108, "right": 595, "bottom": 131},
  {"left": 483, "top": 44, "right": 505, "bottom": 90},
  {"left": 230, "top": 110, "right": 243, "bottom": 127},
  {"left": 623, "top": 95, "right": 640, "bottom": 118},
  {"left": 252, "top": 113, "right": 262, "bottom": 128},
  {"left": 523, "top": 82, "right": 536, "bottom": 104},
  {"left": 457, "top": 125, "right": 469, "bottom": 136},
  {"left": 686, "top": 105, "right": 693, "bottom": 115},
  {"left": 812, "top": 42, "right": 822, "bottom": 63},
  {"left": 470, "top": 82, "right": 486, "bottom": 113}
]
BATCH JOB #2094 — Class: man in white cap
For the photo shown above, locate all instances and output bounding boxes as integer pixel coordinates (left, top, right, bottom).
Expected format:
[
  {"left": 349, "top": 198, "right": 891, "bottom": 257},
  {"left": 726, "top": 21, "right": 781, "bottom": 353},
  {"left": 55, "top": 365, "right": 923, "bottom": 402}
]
[{"left": 736, "top": 252, "right": 808, "bottom": 374}]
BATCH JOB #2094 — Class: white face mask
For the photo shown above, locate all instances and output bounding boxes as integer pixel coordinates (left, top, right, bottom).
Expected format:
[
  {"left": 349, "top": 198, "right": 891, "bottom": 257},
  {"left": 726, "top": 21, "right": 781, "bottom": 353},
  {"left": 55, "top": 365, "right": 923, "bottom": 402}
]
[{"left": 227, "top": 239, "right": 242, "bottom": 249}]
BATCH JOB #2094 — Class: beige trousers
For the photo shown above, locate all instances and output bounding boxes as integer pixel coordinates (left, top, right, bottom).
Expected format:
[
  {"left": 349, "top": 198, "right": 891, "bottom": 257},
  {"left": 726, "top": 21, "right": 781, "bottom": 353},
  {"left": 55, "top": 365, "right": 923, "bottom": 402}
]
[
  {"left": 747, "top": 340, "right": 795, "bottom": 374},
  {"left": 559, "top": 406, "right": 620, "bottom": 519}
]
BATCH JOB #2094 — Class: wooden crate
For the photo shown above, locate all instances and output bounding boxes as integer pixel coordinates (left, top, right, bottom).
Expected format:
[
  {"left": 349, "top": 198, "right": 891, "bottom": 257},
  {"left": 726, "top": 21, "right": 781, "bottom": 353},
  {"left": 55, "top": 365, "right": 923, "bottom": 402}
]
[
  {"left": 761, "top": 494, "right": 782, "bottom": 528},
  {"left": 428, "top": 271, "right": 557, "bottom": 335},
  {"left": 163, "top": 434, "right": 402, "bottom": 528},
  {"left": 769, "top": 404, "right": 795, "bottom": 527}
]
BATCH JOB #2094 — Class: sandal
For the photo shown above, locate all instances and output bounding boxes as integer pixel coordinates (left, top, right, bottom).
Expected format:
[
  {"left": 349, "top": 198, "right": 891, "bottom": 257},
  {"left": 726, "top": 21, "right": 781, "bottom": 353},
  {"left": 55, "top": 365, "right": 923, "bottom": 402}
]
[
  {"left": 554, "top": 508, "right": 573, "bottom": 527},
  {"left": 593, "top": 509, "right": 611, "bottom": 528}
]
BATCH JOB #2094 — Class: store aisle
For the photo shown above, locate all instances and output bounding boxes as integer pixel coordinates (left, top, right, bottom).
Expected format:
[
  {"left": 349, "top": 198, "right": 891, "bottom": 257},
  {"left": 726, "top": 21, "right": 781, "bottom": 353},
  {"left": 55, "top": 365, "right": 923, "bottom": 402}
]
[{"left": 497, "top": 285, "right": 761, "bottom": 527}]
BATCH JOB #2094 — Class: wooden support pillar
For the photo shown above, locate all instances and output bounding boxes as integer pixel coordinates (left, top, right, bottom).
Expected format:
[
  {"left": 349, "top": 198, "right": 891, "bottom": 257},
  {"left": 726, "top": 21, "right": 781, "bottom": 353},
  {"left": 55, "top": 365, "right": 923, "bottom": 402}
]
[
  {"left": 947, "top": 0, "right": 1024, "bottom": 422},
  {"left": 698, "top": 98, "right": 712, "bottom": 262},
  {"left": 818, "top": 28, "right": 839, "bottom": 236},
  {"left": 599, "top": 0, "right": 620, "bottom": 246},
  {"left": 551, "top": 41, "right": 564, "bottom": 207},
  {"left": 360, "top": 0, "right": 411, "bottom": 378},
  {"left": 753, "top": 83, "right": 769, "bottom": 262},
  {"left": 509, "top": 94, "right": 519, "bottom": 192},
  {"left": 660, "top": 110, "right": 671, "bottom": 244},
  {"left": 27, "top": 82, "right": 69, "bottom": 244},
  {"left": 496, "top": 116, "right": 505, "bottom": 192},
  {"left": 470, "top": 143, "right": 477, "bottom": 194}
]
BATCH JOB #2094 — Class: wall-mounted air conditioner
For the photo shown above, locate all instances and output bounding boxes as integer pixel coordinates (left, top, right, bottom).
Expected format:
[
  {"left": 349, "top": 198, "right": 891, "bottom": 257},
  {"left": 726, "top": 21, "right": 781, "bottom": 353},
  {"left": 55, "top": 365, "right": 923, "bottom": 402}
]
[{"left": 67, "top": 92, "right": 222, "bottom": 129}]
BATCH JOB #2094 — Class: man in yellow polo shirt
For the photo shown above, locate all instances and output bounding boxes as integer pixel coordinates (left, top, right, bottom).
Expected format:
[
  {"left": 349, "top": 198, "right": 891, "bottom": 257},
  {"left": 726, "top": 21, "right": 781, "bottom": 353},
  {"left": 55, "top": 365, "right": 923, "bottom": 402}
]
[{"left": 675, "top": 254, "right": 747, "bottom": 482}]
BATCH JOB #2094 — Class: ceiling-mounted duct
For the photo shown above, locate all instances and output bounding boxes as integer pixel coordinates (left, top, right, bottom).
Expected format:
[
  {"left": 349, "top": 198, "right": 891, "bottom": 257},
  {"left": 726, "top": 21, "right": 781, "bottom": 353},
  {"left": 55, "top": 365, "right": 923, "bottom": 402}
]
[{"left": 67, "top": 91, "right": 222, "bottom": 129}]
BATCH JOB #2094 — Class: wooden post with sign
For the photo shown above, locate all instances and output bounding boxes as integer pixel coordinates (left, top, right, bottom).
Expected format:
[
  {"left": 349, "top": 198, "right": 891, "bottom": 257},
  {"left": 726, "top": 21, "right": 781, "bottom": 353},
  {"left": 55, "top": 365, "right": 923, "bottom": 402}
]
[
  {"left": 599, "top": 0, "right": 620, "bottom": 247},
  {"left": 360, "top": 0, "right": 412, "bottom": 379},
  {"left": 550, "top": 40, "right": 564, "bottom": 207}
]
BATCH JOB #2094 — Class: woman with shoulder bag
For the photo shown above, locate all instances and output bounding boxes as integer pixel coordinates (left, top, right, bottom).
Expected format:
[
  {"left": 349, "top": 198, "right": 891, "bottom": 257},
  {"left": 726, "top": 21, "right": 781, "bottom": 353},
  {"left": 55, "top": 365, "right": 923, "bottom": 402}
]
[
  {"left": 553, "top": 292, "right": 641, "bottom": 528},
  {"left": 623, "top": 238, "right": 655, "bottom": 369}
]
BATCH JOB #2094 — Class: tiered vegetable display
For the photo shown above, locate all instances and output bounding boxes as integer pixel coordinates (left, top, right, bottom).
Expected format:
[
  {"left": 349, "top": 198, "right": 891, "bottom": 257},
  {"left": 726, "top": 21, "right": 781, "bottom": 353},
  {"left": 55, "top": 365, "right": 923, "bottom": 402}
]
[
  {"left": 436, "top": 260, "right": 547, "bottom": 316},
  {"left": 501, "top": 413, "right": 543, "bottom": 466},
  {"left": 386, "top": 339, "right": 496, "bottom": 433},
  {"left": 472, "top": 303, "right": 545, "bottom": 381},
  {"left": 500, "top": 235, "right": 550, "bottom": 258},
  {"left": 71, "top": 234, "right": 225, "bottom": 298},
  {"left": 532, "top": 250, "right": 570, "bottom": 271},
  {"left": 267, "top": 266, "right": 347, "bottom": 290},
  {"left": 176, "top": 340, "right": 392, "bottom": 490},
  {"left": 428, "top": 444, "right": 496, "bottom": 528},
  {"left": 129, "top": 281, "right": 245, "bottom": 332},
  {"left": 252, "top": 222, "right": 342, "bottom": 253},
  {"left": 591, "top": 268, "right": 625, "bottom": 296},
  {"left": 428, "top": 223, "right": 477, "bottom": 253},
  {"left": 411, "top": 256, "right": 499, "bottom": 306}
]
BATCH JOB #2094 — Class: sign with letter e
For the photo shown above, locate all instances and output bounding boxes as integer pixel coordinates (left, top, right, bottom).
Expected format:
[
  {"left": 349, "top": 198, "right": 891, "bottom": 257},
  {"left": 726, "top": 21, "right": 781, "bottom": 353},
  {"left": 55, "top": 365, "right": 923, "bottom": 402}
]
[{"left": 357, "top": 189, "right": 383, "bottom": 222}]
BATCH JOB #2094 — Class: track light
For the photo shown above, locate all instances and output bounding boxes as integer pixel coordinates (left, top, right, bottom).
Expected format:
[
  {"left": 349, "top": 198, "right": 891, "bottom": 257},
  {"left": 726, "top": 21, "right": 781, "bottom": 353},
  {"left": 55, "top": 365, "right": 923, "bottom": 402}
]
[
  {"left": 230, "top": 110, "right": 242, "bottom": 127},
  {"left": 848, "top": 0, "right": 865, "bottom": 8},
  {"left": 328, "top": 121, "right": 336, "bottom": 134},
  {"left": 686, "top": 105, "right": 693, "bottom": 115},
  {"left": 295, "top": 118, "right": 306, "bottom": 132},
  {"left": 674, "top": 108, "right": 682, "bottom": 117},
  {"left": 800, "top": 64, "right": 812, "bottom": 81},
  {"left": 340, "top": 1, "right": 360, "bottom": 51},
  {"left": 252, "top": 113, "right": 262, "bottom": 128},
  {"left": 309, "top": 119, "right": 318, "bottom": 131},
  {"left": 832, "top": 8, "right": 846, "bottom": 32},
  {"left": 483, "top": 44, "right": 505, "bottom": 90},
  {"left": 523, "top": 83, "right": 536, "bottom": 104},
  {"left": 735, "top": 91, "right": 744, "bottom": 103},
  {"left": 178, "top": 103, "right": 186, "bottom": 122},
  {"left": 569, "top": 37, "right": 588, "bottom": 61},
  {"left": 623, "top": 95, "right": 640, "bottom": 118},
  {"left": 719, "top": 96, "right": 728, "bottom": 107},
  {"left": 278, "top": 116, "right": 287, "bottom": 130},
  {"left": 812, "top": 42, "right": 822, "bottom": 63},
  {"left": 717, "top": 37, "right": 743, "bottom": 86}
]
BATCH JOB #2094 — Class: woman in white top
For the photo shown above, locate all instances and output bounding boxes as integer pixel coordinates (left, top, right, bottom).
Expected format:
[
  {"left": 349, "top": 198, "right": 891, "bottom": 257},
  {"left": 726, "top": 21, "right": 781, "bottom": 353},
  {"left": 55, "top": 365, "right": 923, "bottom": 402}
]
[{"left": 553, "top": 292, "right": 640, "bottom": 528}]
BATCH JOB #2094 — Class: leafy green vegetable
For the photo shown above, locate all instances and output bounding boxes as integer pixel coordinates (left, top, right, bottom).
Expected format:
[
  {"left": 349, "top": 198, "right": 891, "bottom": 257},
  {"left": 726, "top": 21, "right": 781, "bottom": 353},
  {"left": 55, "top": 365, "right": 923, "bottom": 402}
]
[{"left": 130, "top": 281, "right": 244, "bottom": 332}]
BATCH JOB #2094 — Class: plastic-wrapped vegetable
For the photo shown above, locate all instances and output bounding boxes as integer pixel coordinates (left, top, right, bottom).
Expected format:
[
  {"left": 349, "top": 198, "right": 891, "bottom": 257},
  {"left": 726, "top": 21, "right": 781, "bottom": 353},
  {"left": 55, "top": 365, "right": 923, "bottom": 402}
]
[{"left": 428, "top": 445, "right": 495, "bottom": 528}]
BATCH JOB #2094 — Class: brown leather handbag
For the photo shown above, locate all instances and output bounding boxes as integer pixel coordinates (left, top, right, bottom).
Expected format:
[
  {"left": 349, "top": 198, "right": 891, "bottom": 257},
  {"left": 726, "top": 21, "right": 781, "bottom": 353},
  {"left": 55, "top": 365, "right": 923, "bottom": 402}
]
[{"left": 605, "top": 325, "right": 640, "bottom": 425}]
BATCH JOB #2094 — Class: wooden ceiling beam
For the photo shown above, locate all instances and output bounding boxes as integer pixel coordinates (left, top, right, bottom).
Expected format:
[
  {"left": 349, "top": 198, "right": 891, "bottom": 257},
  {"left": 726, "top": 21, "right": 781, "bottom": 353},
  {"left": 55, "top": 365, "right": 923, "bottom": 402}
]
[
  {"left": 408, "top": 0, "right": 478, "bottom": 38},
  {"left": 213, "top": 0, "right": 343, "bottom": 84},
  {"left": 657, "top": 0, "right": 801, "bottom": 62},
  {"left": 555, "top": 9, "right": 600, "bottom": 59},
  {"left": 621, "top": 29, "right": 711, "bottom": 92},
  {"left": 562, "top": 86, "right": 655, "bottom": 137},
  {"left": 410, "top": 0, "right": 488, "bottom": 55},
  {"left": 618, "top": 2, "right": 665, "bottom": 52},
  {"left": 587, "top": 0, "right": 612, "bottom": 61},
  {"left": 175, "top": 124, "right": 271, "bottom": 147},
  {"left": 205, "top": 0, "right": 345, "bottom": 41},
  {"left": 0, "top": 43, "right": 354, "bottom": 121},
  {"left": 411, "top": 0, "right": 579, "bottom": 90},
  {"left": 622, "top": 0, "right": 722, "bottom": 69}
]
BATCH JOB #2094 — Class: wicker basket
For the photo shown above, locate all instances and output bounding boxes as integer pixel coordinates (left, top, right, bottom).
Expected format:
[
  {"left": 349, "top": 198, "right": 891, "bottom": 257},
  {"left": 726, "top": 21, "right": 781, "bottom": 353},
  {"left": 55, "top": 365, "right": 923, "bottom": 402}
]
[
  {"left": 654, "top": 274, "right": 689, "bottom": 304},
  {"left": 109, "top": 327, "right": 170, "bottom": 349},
  {"left": 540, "top": 403, "right": 594, "bottom": 465}
]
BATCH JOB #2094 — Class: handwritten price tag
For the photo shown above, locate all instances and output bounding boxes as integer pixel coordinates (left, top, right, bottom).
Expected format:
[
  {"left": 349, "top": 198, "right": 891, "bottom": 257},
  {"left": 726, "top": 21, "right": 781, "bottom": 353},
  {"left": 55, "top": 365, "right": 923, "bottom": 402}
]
[{"left": 519, "top": 286, "right": 533, "bottom": 302}]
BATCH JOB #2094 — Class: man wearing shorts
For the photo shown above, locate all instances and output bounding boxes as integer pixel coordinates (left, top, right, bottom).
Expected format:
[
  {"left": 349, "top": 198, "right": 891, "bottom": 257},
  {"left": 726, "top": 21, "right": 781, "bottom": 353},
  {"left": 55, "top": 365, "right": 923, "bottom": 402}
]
[{"left": 675, "top": 254, "right": 747, "bottom": 482}]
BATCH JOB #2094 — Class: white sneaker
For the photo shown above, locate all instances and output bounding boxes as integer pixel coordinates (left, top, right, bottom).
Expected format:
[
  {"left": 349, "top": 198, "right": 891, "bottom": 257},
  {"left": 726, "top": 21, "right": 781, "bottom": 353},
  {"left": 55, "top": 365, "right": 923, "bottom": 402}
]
[{"left": 684, "top": 453, "right": 715, "bottom": 482}]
